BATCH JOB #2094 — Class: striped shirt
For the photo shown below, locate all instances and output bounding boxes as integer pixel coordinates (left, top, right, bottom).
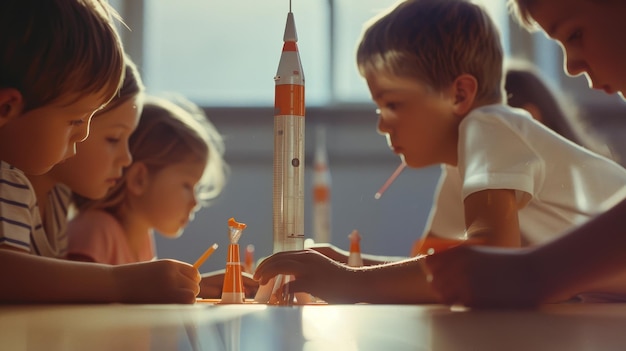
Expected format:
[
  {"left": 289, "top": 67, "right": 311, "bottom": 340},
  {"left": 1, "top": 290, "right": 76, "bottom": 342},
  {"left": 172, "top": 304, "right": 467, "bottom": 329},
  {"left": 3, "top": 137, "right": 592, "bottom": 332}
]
[{"left": 0, "top": 161, "right": 66, "bottom": 257}]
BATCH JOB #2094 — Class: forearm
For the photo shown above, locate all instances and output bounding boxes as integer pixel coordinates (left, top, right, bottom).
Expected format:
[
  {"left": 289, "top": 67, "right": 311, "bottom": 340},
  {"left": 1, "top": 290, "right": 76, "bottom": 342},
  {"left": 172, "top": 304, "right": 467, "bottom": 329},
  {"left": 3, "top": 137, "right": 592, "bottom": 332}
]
[
  {"left": 351, "top": 257, "right": 440, "bottom": 304},
  {"left": 0, "top": 250, "right": 118, "bottom": 303},
  {"left": 533, "top": 198, "right": 626, "bottom": 302}
]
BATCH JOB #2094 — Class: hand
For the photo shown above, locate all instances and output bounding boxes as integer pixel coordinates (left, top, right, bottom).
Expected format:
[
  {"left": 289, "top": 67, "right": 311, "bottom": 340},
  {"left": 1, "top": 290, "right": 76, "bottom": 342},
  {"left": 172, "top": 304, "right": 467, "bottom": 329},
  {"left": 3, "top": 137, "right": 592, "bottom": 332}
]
[
  {"left": 112, "top": 259, "right": 200, "bottom": 304},
  {"left": 309, "top": 243, "right": 349, "bottom": 263},
  {"left": 424, "top": 245, "right": 543, "bottom": 308},
  {"left": 198, "top": 270, "right": 259, "bottom": 299},
  {"left": 254, "top": 249, "right": 362, "bottom": 304}
]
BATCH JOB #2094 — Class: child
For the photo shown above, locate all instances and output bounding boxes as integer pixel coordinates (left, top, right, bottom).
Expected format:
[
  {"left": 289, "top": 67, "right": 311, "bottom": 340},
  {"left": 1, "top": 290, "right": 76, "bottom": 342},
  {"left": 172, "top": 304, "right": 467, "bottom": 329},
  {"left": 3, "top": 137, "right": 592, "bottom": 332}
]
[
  {"left": 411, "top": 61, "right": 617, "bottom": 256},
  {"left": 0, "top": 0, "right": 199, "bottom": 304},
  {"left": 252, "top": 0, "right": 626, "bottom": 304},
  {"left": 424, "top": 0, "right": 626, "bottom": 308},
  {"left": 66, "top": 96, "right": 239, "bottom": 298},
  {"left": 26, "top": 58, "right": 143, "bottom": 258}
]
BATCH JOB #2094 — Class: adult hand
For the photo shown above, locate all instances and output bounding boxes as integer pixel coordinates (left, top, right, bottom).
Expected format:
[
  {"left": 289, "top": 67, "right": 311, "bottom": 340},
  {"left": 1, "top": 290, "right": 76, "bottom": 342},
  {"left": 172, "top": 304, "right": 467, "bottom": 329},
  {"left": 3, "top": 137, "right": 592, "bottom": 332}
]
[
  {"left": 424, "top": 245, "right": 543, "bottom": 308},
  {"left": 254, "top": 249, "right": 362, "bottom": 304}
]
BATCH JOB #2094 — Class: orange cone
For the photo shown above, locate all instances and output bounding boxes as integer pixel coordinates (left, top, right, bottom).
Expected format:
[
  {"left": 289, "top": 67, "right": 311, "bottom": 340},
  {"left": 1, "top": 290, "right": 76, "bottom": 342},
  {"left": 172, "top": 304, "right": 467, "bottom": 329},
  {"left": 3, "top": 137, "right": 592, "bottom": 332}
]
[
  {"left": 220, "top": 218, "right": 247, "bottom": 304},
  {"left": 347, "top": 229, "right": 363, "bottom": 267}
]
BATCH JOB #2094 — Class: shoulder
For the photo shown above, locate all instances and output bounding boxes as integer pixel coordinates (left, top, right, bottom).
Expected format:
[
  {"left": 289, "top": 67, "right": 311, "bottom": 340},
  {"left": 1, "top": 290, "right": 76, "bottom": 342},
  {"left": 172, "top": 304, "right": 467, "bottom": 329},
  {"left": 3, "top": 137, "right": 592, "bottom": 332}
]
[
  {"left": 463, "top": 104, "right": 531, "bottom": 126},
  {"left": 68, "top": 210, "right": 122, "bottom": 235},
  {"left": 0, "top": 161, "right": 33, "bottom": 191},
  {"left": 0, "top": 162, "right": 36, "bottom": 208}
]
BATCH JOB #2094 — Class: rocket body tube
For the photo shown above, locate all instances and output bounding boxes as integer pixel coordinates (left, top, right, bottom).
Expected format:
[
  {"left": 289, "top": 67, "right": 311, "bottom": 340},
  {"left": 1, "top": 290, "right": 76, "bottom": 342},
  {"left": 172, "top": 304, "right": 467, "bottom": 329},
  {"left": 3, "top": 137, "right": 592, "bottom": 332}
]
[{"left": 273, "top": 11, "right": 305, "bottom": 253}]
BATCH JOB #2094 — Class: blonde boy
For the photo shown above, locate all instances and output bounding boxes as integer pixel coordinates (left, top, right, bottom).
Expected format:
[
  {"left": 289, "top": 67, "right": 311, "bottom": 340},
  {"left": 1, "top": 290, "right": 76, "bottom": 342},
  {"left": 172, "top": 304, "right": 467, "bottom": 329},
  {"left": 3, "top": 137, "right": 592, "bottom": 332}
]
[{"left": 0, "top": 0, "right": 199, "bottom": 304}]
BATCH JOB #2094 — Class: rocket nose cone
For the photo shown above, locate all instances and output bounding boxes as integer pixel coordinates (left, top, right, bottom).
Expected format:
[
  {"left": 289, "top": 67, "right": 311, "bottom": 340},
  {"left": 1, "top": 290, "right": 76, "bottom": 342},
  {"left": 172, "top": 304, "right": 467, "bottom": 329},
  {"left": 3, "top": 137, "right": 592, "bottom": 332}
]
[{"left": 283, "top": 12, "right": 298, "bottom": 42}]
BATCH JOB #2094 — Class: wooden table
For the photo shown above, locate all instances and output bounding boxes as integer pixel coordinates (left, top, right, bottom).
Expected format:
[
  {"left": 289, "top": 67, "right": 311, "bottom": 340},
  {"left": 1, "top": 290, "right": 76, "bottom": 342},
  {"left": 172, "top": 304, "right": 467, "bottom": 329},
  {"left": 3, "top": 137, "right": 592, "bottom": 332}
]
[{"left": 2, "top": 302, "right": 626, "bottom": 350}]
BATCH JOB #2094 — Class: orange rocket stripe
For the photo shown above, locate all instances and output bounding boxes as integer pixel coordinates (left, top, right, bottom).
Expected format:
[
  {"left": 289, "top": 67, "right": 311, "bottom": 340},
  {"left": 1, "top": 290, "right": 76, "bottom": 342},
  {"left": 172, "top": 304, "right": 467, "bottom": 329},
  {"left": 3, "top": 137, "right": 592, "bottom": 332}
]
[
  {"left": 282, "top": 41, "right": 298, "bottom": 52},
  {"left": 275, "top": 84, "right": 305, "bottom": 116}
]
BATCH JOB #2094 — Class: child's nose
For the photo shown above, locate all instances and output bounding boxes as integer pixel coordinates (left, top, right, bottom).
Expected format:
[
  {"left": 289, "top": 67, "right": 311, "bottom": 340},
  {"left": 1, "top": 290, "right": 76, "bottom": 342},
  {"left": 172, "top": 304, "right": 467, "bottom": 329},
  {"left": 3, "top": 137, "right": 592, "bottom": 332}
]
[{"left": 377, "top": 115, "right": 391, "bottom": 135}]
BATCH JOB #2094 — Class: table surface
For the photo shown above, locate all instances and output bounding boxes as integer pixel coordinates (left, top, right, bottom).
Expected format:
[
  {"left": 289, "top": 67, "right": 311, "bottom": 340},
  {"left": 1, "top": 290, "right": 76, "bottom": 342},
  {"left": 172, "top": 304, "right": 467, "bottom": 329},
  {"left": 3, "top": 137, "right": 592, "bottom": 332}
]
[{"left": 3, "top": 301, "right": 626, "bottom": 351}]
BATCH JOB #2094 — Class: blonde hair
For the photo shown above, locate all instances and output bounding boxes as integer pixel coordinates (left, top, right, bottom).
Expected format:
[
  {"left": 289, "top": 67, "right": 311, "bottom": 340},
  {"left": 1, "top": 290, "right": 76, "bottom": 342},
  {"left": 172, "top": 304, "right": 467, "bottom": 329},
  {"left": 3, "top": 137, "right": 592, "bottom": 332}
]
[
  {"left": 84, "top": 95, "right": 228, "bottom": 212},
  {"left": 96, "top": 56, "right": 145, "bottom": 115},
  {"left": 357, "top": 0, "right": 504, "bottom": 105},
  {"left": 0, "top": 0, "right": 125, "bottom": 112}
]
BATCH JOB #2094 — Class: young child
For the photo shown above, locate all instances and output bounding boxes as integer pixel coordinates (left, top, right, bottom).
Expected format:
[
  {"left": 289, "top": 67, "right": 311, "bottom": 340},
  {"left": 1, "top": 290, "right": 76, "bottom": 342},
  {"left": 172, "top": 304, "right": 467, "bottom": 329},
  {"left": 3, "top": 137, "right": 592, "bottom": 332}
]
[
  {"left": 410, "top": 61, "right": 617, "bottom": 256},
  {"left": 66, "top": 96, "right": 238, "bottom": 298},
  {"left": 26, "top": 58, "right": 143, "bottom": 258},
  {"left": 424, "top": 0, "right": 626, "bottom": 308},
  {"left": 0, "top": 0, "right": 199, "bottom": 304},
  {"left": 252, "top": 0, "right": 626, "bottom": 304}
]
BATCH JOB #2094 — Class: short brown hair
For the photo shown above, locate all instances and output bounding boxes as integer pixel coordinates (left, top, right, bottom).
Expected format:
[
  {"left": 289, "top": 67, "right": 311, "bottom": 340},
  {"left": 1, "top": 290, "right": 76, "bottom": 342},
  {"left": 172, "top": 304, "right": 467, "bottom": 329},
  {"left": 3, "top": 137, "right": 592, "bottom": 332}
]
[
  {"left": 357, "top": 0, "right": 504, "bottom": 105},
  {"left": 0, "top": 0, "right": 125, "bottom": 112}
]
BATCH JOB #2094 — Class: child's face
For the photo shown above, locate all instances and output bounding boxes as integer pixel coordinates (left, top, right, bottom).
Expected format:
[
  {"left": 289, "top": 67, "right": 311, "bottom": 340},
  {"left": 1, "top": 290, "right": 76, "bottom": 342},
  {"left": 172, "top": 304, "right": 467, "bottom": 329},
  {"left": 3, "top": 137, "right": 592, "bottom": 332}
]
[
  {"left": 0, "top": 93, "right": 104, "bottom": 175},
  {"left": 530, "top": 0, "right": 626, "bottom": 99},
  {"left": 50, "top": 96, "right": 142, "bottom": 199},
  {"left": 366, "top": 71, "right": 461, "bottom": 167},
  {"left": 134, "top": 158, "right": 207, "bottom": 238}
]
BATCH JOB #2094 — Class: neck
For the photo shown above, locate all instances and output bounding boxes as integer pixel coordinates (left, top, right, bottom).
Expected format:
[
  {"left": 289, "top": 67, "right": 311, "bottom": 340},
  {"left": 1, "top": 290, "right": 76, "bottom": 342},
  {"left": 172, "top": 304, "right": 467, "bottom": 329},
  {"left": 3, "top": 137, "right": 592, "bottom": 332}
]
[{"left": 114, "top": 203, "right": 154, "bottom": 261}]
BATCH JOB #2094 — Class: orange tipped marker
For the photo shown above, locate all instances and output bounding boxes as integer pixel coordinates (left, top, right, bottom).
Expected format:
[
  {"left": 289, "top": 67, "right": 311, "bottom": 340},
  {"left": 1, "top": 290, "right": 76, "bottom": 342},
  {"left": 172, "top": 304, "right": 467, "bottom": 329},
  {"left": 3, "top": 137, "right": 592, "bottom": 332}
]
[
  {"left": 347, "top": 229, "right": 364, "bottom": 267},
  {"left": 220, "top": 217, "right": 247, "bottom": 304}
]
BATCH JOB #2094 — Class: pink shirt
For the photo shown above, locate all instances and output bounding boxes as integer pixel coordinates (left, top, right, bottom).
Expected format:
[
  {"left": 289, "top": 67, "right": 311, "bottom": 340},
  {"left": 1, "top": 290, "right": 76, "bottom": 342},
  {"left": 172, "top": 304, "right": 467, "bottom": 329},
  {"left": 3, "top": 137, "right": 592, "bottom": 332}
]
[{"left": 67, "top": 210, "right": 155, "bottom": 264}]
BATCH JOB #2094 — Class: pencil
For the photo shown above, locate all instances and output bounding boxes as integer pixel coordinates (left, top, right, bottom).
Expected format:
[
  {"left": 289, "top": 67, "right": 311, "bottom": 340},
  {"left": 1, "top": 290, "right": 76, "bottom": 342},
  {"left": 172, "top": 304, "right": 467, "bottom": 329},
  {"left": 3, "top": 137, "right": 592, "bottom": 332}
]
[
  {"left": 193, "top": 243, "right": 219, "bottom": 269},
  {"left": 374, "top": 162, "right": 406, "bottom": 199}
]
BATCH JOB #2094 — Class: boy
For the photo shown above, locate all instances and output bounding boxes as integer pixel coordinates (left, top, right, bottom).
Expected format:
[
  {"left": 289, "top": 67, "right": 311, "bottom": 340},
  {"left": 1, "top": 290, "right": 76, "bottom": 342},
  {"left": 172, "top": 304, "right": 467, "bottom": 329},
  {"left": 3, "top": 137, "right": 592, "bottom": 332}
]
[
  {"left": 0, "top": 0, "right": 199, "bottom": 304},
  {"left": 424, "top": 0, "right": 626, "bottom": 308},
  {"left": 252, "top": 0, "right": 626, "bottom": 304}
]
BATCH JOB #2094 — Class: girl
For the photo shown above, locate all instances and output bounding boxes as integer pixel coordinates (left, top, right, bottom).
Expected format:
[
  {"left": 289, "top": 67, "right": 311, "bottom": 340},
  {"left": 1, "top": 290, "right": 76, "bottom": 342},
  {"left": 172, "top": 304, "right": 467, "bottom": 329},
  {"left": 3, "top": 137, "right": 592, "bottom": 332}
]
[{"left": 66, "top": 96, "right": 237, "bottom": 298}]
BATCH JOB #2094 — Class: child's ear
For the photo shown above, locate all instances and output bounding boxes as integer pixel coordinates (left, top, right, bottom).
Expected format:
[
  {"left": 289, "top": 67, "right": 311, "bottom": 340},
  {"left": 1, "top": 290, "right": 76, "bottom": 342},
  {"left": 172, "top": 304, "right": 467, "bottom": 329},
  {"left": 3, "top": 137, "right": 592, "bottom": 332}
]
[
  {"left": 451, "top": 74, "right": 478, "bottom": 116},
  {"left": 0, "top": 88, "right": 24, "bottom": 128},
  {"left": 125, "top": 162, "right": 149, "bottom": 195}
]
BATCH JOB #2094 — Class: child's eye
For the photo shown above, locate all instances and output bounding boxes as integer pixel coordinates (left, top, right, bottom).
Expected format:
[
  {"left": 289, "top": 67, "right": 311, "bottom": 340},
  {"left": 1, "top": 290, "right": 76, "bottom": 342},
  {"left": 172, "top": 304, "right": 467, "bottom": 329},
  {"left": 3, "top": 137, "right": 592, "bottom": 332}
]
[
  {"left": 386, "top": 102, "right": 399, "bottom": 110},
  {"left": 106, "top": 137, "right": 121, "bottom": 144},
  {"left": 566, "top": 29, "right": 582, "bottom": 43},
  {"left": 70, "top": 119, "right": 85, "bottom": 126}
]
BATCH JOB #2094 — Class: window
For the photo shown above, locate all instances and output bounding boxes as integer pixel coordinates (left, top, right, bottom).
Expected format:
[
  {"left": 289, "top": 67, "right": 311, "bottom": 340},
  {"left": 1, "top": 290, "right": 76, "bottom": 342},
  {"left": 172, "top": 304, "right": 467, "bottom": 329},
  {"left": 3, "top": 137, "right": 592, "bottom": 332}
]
[{"left": 113, "top": 0, "right": 514, "bottom": 107}]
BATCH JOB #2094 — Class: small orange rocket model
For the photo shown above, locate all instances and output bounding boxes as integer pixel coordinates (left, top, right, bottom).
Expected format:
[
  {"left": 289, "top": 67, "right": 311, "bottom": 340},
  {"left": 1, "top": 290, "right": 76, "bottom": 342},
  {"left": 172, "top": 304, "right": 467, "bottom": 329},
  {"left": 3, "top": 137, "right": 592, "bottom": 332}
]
[
  {"left": 347, "top": 229, "right": 364, "bottom": 267},
  {"left": 220, "top": 217, "right": 247, "bottom": 304},
  {"left": 312, "top": 125, "right": 331, "bottom": 244}
]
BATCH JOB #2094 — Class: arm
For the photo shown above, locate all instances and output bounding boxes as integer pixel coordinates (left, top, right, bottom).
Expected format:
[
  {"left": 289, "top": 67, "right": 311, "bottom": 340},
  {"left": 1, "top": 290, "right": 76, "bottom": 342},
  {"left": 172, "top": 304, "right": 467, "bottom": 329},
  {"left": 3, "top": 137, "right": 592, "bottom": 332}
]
[
  {"left": 463, "top": 188, "right": 521, "bottom": 247},
  {"left": 254, "top": 249, "right": 441, "bottom": 304},
  {"left": 425, "top": 197, "right": 626, "bottom": 308},
  {"left": 0, "top": 250, "right": 200, "bottom": 304},
  {"left": 310, "top": 243, "right": 407, "bottom": 265}
]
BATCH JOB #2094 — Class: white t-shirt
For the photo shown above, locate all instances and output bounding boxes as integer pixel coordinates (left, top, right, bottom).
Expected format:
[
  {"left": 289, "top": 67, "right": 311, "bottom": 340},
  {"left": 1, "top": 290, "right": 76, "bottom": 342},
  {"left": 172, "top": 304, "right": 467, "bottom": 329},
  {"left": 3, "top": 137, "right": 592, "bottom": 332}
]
[{"left": 426, "top": 104, "right": 626, "bottom": 245}]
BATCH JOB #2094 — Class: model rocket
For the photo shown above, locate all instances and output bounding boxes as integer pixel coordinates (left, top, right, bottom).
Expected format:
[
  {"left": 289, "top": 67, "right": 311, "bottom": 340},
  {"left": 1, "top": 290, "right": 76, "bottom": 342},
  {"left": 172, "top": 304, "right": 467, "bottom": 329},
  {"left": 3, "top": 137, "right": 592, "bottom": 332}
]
[
  {"left": 254, "top": 6, "right": 308, "bottom": 305},
  {"left": 272, "top": 9, "right": 305, "bottom": 253},
  {"left": 312, "top": 125, "right": 331, "bottom": 243}
]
